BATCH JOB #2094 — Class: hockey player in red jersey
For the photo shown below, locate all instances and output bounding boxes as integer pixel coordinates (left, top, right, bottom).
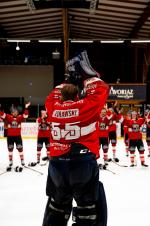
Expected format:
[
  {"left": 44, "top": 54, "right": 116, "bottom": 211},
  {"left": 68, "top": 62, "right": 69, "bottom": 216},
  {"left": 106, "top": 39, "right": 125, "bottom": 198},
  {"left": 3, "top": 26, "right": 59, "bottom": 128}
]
[
  {"left": 107, "top": 107, "right": 119, "bottom": 162},
  {"left": 0, "top": 104, "right": 5, "bottom": 134},
  {"left": 122, "top": 111, "right": 132, "bottom": 157},
  {"left": 0, "top": 117, "right": 3, "bottom": 126},
  {"left": 98, "top": 108, "right": 110, "bottom": 165},
  {"left": 0, "top": 102, "right": 30, "bottom": 168},
  {"left": 42, "top": 51, "right": 109, "bottom": 226},
  {"left": 0, "top": 116, "right": 3, "bottom": 122},
  {"left": 144, "top": 110, "right": 150, "bottom": 157},
  {"left": 36, "top": 110, "right": 50, "bottom": 163},
  {"left": 127, "top": 111, "right": 148, "bottom": 167},
  {"left": 0, "top": 104, "right": 8, "bottom": 137}
]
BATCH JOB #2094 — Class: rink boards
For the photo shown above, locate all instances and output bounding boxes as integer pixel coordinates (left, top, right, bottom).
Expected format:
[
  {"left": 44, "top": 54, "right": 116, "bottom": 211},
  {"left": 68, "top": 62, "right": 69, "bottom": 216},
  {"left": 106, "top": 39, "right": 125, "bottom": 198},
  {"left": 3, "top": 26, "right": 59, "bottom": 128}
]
[{"left": 0, "top": 122, "right": 122, "bottom": 138}]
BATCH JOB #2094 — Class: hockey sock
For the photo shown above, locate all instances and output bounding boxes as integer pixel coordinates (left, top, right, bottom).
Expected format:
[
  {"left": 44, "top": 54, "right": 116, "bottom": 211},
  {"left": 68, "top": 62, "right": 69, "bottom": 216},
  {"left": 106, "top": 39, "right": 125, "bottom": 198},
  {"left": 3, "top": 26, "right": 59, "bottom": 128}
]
[
  {"left": 103, "top": 149, "right": 108, "bottom": 162},
  {"left": 112, "top": 144, "right": 116, "bottom": 158},
  {"left": 139, "top": 151, "right": 145, "bottom": 165},
  {"left": 46, "top": 148, "right": 50, "bottom": 158},
  {"left": 37, "top": 147, "right": 42, "bottom": 162},
  {"left": 18, "top": 148, "right": 25, "bottom": 164},
  {"left": 8, "top": 148, "right": 13, "bottom": 161},
  {"left": 125, "top": 143, "right": 129, "bottom": 156},
  {"left": 130, "top": 152, "right": 135, "bottom": 165},
  {"left": 8, "top": 148, "right": 13, "bottom": 166}
]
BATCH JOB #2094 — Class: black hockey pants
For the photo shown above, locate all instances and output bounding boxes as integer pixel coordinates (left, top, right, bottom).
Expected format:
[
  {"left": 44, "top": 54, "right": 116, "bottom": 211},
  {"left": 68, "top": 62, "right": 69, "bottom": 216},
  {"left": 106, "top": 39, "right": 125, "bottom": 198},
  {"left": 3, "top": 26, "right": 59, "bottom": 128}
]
[{"left": 42, "top": 143, "right": 107, "bottom": 226}]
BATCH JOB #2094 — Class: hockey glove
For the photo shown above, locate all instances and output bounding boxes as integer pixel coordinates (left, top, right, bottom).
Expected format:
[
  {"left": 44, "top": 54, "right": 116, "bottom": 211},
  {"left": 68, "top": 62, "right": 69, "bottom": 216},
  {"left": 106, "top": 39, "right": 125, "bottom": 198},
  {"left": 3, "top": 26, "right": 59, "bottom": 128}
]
[{"left": 65, "top": 50, "right": 99, "bottom": 85}]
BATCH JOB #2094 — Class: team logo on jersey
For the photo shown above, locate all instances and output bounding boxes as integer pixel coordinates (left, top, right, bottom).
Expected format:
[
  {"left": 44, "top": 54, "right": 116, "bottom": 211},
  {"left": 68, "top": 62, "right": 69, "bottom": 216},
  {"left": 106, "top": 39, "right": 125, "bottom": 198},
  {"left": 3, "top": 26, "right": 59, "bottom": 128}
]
[
  {"left": 132, "top": 123, "right": 139, "bottom": 132},
  {"left": 40, "top": 123, "right": 47, "bottom": 130},
  {"left": 11, "top": 121, "right": 18, "bottom": 128},
  {"left": 100, "top": 123, "right": 106, "bottom": 130}
]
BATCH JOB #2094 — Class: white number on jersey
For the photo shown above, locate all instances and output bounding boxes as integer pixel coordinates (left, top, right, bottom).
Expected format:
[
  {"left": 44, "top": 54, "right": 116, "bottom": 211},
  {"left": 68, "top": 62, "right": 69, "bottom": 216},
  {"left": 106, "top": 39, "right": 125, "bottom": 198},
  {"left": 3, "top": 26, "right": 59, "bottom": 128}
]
[{"left": 51, "top": 122, "right": 80, "bottom": 141}]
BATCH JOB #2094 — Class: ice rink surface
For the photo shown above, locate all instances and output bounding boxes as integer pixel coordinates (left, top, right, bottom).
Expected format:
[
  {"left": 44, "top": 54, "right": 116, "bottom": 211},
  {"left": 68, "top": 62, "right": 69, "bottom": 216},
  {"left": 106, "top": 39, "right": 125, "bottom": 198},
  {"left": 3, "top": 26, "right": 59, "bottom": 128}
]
[{"left": 0, "top": 138, "right": 150, "bottom": 226}]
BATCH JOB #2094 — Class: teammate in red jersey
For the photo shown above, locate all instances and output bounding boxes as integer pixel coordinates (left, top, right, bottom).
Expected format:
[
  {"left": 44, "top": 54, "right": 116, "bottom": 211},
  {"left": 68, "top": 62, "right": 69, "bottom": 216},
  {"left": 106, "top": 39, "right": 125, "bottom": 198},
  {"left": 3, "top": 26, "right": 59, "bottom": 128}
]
[
  {"left": 122, "top": 111, "right": 132, "bottom": 157},
  {"left": 98, "top": 108, "right": 110, "bottom": 165},
  {"left": 107, "top": 108, "right": 119, "bottom": 162},
  {"left": 36, "top": 110, "right": 50, "bottom": 163},
  {"left": 0, "top": 104, "right": 6, "bottom": 136},
  {"left": 42, "top": 51, "right": 108, "bottom": 226},
  {"left": 144, "top": 110, "right": 150, "bottom": 157},
  {"left": 0, "top": 102, "right": 30, "bottom": 168},
  {"left": 127, "top": 111, "right": 148, "bottom": 167}
]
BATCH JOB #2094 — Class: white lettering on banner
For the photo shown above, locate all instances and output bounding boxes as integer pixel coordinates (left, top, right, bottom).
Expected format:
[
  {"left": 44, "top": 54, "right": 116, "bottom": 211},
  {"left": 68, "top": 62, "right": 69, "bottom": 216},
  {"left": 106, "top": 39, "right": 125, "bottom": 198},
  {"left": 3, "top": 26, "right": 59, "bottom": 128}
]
[
  {"left": 21, "top": 123, "right": 38, "bottom": 137},
  {"left": 0, "top": 122, "right": 4, "bottom": 137},
  {"left": 51, "top": 122, "right": 96, "bottom": 141},
  {"left": 52, "top": 109, "right": 79, "bottom": 118},
  {"left": 109, "top": 86, "right": 134, "bottom": 99}
]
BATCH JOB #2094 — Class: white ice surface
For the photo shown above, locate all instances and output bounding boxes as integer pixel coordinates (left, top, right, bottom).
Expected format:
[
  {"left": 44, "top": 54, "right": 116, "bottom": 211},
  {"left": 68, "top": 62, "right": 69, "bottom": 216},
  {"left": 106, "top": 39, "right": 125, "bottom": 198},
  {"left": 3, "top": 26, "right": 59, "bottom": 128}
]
[{"left": 0, "top": 138, "right": 150, "bottom": 226}]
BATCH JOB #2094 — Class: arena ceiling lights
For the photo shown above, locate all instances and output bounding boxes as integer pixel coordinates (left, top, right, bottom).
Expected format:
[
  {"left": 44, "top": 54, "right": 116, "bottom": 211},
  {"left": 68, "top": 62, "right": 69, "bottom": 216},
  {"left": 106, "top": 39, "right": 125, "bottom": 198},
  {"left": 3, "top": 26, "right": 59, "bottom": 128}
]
[
  {"left": 70, "top": 40, "right": 93, "bottom": 43},
  {"left": 100, "top": 40, "right": 124, "bottom": 44},
  {"left": 7, "top": 40, "right": 30, "bottom": 43},
  {"left": 38, "top": 40, "right": 62, "bottom": 43},
  {"left": 70, "top": 39, "right": 150, "bottom": 44},
  {"left": 6, "top": 39, "right": 150, "bottom": 45},
  {"left": 131, "top": 40, "right": 150, "bottom": 43},
  {"left": 70, "top": 39, "right": 123, "bottom": 43}
]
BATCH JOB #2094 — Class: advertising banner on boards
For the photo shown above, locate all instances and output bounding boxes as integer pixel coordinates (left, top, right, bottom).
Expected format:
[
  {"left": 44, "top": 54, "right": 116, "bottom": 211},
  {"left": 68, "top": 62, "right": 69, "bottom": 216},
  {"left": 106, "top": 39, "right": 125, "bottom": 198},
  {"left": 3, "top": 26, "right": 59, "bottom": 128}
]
[{"left": 108, "top": 84, "right": 146, "bottom": 101}]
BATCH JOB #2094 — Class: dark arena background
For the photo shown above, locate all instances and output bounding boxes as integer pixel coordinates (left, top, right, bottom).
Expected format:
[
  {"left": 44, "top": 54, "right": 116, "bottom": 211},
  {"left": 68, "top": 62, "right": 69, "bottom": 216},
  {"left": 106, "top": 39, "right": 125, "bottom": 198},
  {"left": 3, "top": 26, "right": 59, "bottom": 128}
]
[{"left": 0, "top": 1, "right": 150, "bottom": 226}]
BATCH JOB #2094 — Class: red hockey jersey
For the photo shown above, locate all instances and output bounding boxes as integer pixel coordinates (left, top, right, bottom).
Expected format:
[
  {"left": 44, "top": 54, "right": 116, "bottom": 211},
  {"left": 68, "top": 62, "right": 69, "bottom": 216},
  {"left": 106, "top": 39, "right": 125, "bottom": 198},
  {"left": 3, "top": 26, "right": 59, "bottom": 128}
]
[
  {"left": 37, "top": 117, "right": 50, "bottom": 137},
  {"left": 98, "top": 116, "right": 109, "bottom": 138},
  {"left": 127, "top": 118, "right": 144, "bottom": 140},
  {"left": 0, "top": 110, "right": 28, "bottom": 136},
  {"left": 107, "top": 111, "right": 118, "bottom": 132},
  {"left": 145, "top": 113, "right": 150, "bottom": 129},
  {"left": 45, "top": 77, "right": 109, "bottom": 158},
  {"left": 122, "top": 116, "right": 130, "bottom": 134}
]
